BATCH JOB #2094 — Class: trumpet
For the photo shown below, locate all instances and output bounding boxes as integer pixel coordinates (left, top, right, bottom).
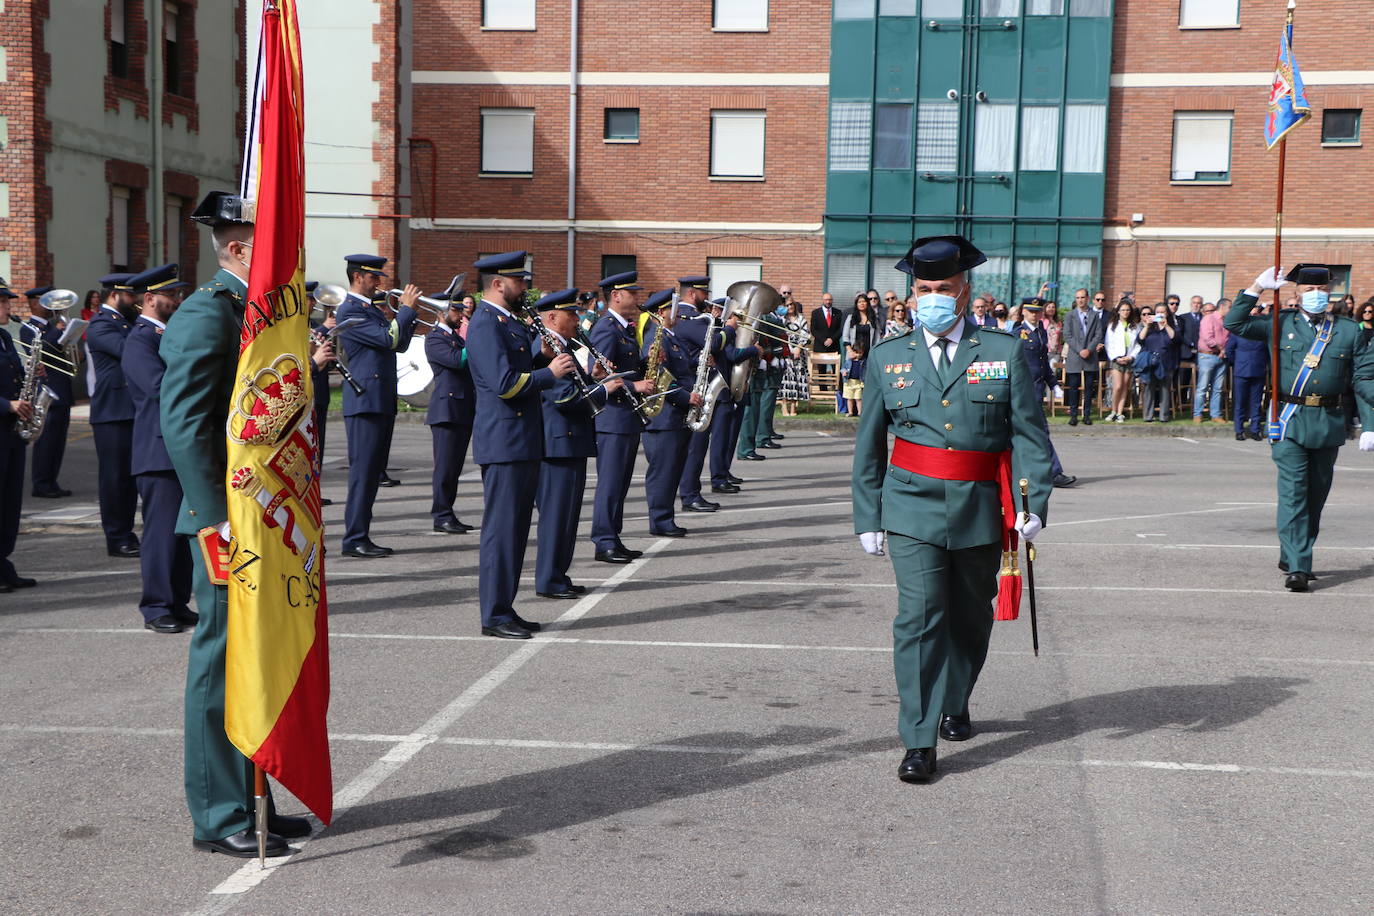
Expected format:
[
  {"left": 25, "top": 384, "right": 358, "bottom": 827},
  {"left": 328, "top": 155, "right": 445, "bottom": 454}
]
[{"left": 385, "top": 273, "right": 466, "bottom": 329}]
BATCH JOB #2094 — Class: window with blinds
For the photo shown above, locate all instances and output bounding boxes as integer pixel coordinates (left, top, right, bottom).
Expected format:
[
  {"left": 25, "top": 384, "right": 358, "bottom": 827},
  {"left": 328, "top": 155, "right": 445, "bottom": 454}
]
[{"left": 1171, "top": 111, "right": 1232, "bottom": 181}]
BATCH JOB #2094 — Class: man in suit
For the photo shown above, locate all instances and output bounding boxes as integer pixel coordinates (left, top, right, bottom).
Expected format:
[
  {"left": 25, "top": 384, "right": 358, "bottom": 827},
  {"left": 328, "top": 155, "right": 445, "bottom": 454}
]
[
  {"left": 534, "top": 289, "right": 619, "bottom": 598},
  {"left": 20, "top": 286, "right": 74, "bottom": 498},
  {"left": 811, "top": 292, "right": 844, "bottom": 413},
  {"left": 1016, "top": 299, "right": 1075, "bottom": 488},
  {"left": 121, "top": 263, "right": 195, "bottom": 634},
  {"left": 335, "top": 255, "right": 418, "bottom": 558},
  {"left": 1176, "top": 294, "right": 1204, "bottom": 406},
  {"left": 466, "top": 252, "right": 577, "bottom": 638},
  {"left": 853, "top": 235, "right": 1053, "bottom": 784},
  {"left": 86, "top": 272, "right": 142, "bottom": 557},
  {"left": 970, "top": 296, "right": 997, "bottom": 328},
  {"left": 589, "top": 270, "right": 656, "bottom": 563},
  {"left": 640, "top": 289, "right": 703, "bottom": 538},
  {"left": 0, "top": 281, "right": 35, "bottom": 592},
  {"left": 1229, "top": 264, "right": 1374, "bottom": 592},
  {"left": 1061, "top": 287, "right": 1104, "bottom": 426},
  {"left": 1226, "top": 304, "right": 1269, "bottom": 441},
  {"left": 425, "top": 291, "right": 476, "bottom": 535},
  {"left": 161, "top": 191, "right": 310, "bottom": 857}
]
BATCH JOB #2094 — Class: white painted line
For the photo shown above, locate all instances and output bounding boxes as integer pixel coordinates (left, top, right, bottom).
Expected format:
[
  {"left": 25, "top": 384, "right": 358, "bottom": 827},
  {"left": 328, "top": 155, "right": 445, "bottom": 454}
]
[
  {"left": 1072, "top": 758, "right": 1374, "bottom": 780},
  {"left": 1051, "top": 505, "right": 1264, "bottom": 527},
  {"left": 622, "top": 499, "right": 849, "bottom": 523},
  {"left": 1176, "top": 437, "right": 1198, "bottom": 444}
]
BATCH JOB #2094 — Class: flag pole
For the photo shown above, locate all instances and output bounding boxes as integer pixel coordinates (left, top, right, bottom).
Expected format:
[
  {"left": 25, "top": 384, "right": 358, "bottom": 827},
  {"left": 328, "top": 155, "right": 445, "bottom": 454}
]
[
  {"left": 1270, "top": 0, "right": 1296, "bottom": 432},
  {"left": 254, "top": 764, "right": 268, "bottom": 867}
]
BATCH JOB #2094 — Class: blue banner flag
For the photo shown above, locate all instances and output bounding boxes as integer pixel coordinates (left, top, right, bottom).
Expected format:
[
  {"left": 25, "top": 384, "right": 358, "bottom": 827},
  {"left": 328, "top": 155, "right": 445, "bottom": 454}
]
[{"left": 1265, "top": 21, "right": 1310, "bottom": 148}]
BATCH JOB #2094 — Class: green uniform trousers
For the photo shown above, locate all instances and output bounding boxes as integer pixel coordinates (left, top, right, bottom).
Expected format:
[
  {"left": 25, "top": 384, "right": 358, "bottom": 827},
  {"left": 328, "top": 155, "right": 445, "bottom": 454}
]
[
  {"left": 736, "top": 398, "right": 761, "bottom": 458},
  {"left": 1270, "top": 439, "right": 1339, "bottom": 575},
  {"left": 185, "top": 546, "right": 258, "bottom": 841},
  {"left": 889, "top": 534, "right": 1000, "bottom": 749},
  {"left": 760, "top": 384, "right": 779, "bottom": 440}
]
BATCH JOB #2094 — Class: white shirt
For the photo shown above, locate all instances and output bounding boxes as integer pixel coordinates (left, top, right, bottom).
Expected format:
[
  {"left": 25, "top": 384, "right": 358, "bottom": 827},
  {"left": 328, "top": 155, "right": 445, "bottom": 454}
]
[
  {"left": 485, "top": 299, "right": 514, "bottom": 320},
  {"left": 142, "top": 316, "right": 167, "bottom": 330},
  {"left": 921, "top": 318, "right": 966, "bottom": 369},
  {"left": 609, "top": 309, "right": 631, "bottom": 329}
]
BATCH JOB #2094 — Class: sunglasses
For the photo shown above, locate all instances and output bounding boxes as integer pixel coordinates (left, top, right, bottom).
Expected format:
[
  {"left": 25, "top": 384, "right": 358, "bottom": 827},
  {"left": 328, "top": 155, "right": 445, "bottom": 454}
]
[
  {"left": 866, "top": 296, "right": 879, "bottom": 301},
  {"left": 1094, "top": 297, "right": 1106, "bottom": 302}
]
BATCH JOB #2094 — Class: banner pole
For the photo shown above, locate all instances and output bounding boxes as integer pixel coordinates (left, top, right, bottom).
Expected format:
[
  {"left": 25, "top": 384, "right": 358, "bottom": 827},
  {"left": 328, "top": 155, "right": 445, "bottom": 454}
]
[
  {"left": 1269, "top": 0, "right": 1296, "bottom": 434},
  {"left": 254, "top": 764, "right": 268, "bottom": 867}
]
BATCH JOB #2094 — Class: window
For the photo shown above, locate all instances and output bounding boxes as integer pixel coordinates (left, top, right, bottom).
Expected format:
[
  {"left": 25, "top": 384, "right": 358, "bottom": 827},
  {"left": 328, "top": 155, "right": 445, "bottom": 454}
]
[
  {"left": 164, "top": 196, "right": 184, "bottom": 263},
  {"left": 826, "top": 254, "right": 867, "bottom": 298},
  {"left": 604, "top": 108, "right": 639, "bottom": 142},
  {"left": 1015, "top": 258, "right": 1052, "bottom": 304},
  {"left": 1020, "top": 106, "right": 1060, "bottom": 171},
  {"left": 916, "top": 101, "right": 958, "bottom": 173},
  {"left": 601, "top": 254, "right": 636, "bottom": 280},
  {"left": 922, "top": 0, "right": 963, "bottom": 15},
  {"left": 1070, "top": 0, "right": 1111, "bottom": 14},
  {"left": 874, "top": 104, "right": 913, "bottom": 170},
  {"left": 1058, "top": 258, "right": 1098, "bottom": 297},
  {"left": 834, "top": 0, "right": 875, "bottom": 20},
  {"left": 1171, "top": 111, "right": 1232, "bottom": 181},
  {"left": 1327, "top": 266, "right": 1351, "bottom": 299},
  {"left": 1179, "top": 0, "right": 1239, "bottom": 28},
  {"left": 708, "top": 258, "right": 763, "bottom": 301},
  {"left": 1322, "top": 109, "right": 1361, "bottom": 145},
  {"left": 871, "top": 257, "right": 908, "bottom": 301},
  {"left": 483, "top": 0, "right": 535, "bottom": 29},
  {"left": 975, "top": 104, "right": 1016, "bottom": 173},
  {"left": 879, "top": 0, "right": 917, "bottom": 14},
  {"left": 1027, "top": 0, "right": 1064, "bottom": 13},
  {"left": 972, "top": 256, "right": 1012, "bottom": 303},
  {"left": 111, "top": 0, "right": 130, "bottom": 78},
  {"left": 1165, "top": 265, "right": 1224, "bottom": 306},
  {"left": 982, "top": 0, "right": 1021, "bottom": 15},
  {"left": 1063, "top": 104, "right": 1107, "bottom": 173},
  {"left": 828, "top": 102, "right": 872, "bottom": 171},
  {"left": 164, "top": 3, "right": 181, "bottom": 96},
  {"left": 480, "top": 108, "right": 534, "bottom": 176},
  {"left": 111, "top": 186, "right": 131, "bottom": 270},
  {"left": 710, "top": 110, "right": 765, "bottom": 179},
  {"left": 714, "top": 0, "right": 768, "bottom": 30}
]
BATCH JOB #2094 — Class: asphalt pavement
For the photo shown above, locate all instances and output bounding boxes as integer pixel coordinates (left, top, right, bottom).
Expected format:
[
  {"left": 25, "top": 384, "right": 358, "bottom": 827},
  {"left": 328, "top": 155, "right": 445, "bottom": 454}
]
[{"left": 4, "top": 417, "right": 1374, "bottom": 915}]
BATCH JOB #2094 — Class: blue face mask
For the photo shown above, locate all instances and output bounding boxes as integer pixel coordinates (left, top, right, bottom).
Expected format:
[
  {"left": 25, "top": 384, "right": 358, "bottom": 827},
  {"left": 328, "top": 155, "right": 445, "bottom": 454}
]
[
  {"left": 915, "top": 292, "right": 961, "bottom": 334},
  {"left": 1300, "top": 290, "right": 1329, "bottom": 315},
  {"left": 774, "top": 305, "right": 787, "bottom": 317}
]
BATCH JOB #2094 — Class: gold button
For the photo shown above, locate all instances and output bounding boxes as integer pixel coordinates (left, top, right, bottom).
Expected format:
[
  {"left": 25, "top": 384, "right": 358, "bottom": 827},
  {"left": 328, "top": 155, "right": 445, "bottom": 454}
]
[
  {"left": 986, "top": 394, "right": 994, "bottom": 400},
  {"left": 188, "top": 510, "right": 197, "bottom": 516},
  {"left": 516, "top": 411, "right": 523, "bottom": 417},
  {"left": 941, "top": 399, "right": 950, "bottom": 407},
  {"left": 944, "top": 423, "right": 953, "bottom": 431}
]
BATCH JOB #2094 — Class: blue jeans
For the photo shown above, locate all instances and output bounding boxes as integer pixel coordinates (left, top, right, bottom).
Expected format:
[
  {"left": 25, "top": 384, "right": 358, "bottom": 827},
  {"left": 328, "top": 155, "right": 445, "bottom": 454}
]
[{"left": 1193, "top": 353, "right": 1226, "bottom": 419}]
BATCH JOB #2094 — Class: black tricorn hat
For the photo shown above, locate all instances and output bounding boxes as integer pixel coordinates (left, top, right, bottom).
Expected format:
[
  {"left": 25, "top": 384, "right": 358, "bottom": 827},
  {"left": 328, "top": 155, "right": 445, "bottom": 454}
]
[
  {"left": 895, "top": 235, "right": 987, "bottom": 280},
  {"left": 190, "top": 191, "right": 254, "bottom": 227},
  {"left": 1285, "top": 263, "right": 1331, "bottom": 285}
]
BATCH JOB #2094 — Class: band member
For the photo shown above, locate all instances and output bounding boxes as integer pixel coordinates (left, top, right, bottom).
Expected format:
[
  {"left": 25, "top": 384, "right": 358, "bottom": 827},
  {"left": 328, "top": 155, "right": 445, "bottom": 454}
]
[
  {"left": 736, "top": 305, "right": 786, "bottom": 461},
  {"left": 589, "top": 270, "right": 656, "bottom": 563},
  {"left": 0, "top": 281, "right": 35, "bottom": 591},
  {"left": 335, "top": 255, "right": 418, "bottom": 558},
  {"left": 425, "top": 291, "right": 475, "bottom": 534},
  {"left": 674, "top": 277, "right": 721, "bottom": 513},
  {"left": 161, "top": 191, "right": 310, "bottom": 857},
  {"left": 1016, "top": 298, "right": 1076, "bottom": 488},
  {"left": 852, "top": 235, "right": 1053, "bottom": 784},
  {"left": 21, "top": 285, "right": 73, "bottom": 498},
  {"left": 466, "top": 251, "right": 576, "bottom": 638},
  {"left": 86, "top": 272, "right": 141, "bottom": 558},
  {"left": 121, "top": 263, "right": 195, "bottom": 633},
  {"left": 1229, "top": 264, "right": 1374, "bottom": 592},
  {"left": 534, "top": 289, "right": 617, "bottom": 598},
  {"left": 305, "top": 281, "right": 335, "bottom": 505},
  {"left": 709, "top": 302, "right": 759, "bottom": 493},
  {"left": 640, "top": 289, "right": 703, "bottom": 538}
]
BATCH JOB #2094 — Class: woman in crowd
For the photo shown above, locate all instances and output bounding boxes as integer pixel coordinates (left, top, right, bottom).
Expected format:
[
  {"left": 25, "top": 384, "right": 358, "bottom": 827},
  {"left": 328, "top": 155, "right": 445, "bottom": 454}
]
[
  {"left": 991, "top": 300, "right": 1010, "bottom": 329},
  {"left": 842, "top": 292, "right": 878, "bottom": 418},
  {"left": 1357, "top": 298, "right": 1374, "bottom": 347},
  {"left": 885, "top": 297, "right": 912, "bottom": 338},
  {"left": 1136, "top": 302, "right": 1178, "bottom": 422},
  {"left": 780, "top": 297, "right": 811, "bottom": 417},
  {"left": 81, "top": 289, "right": 102, "bottom": 322},
  {"left": 1103, "top": 298, "right": 1140, "bottom": 422},
  {"left": 1042, "top": 301, "right": 1064, "bottom": 374}
]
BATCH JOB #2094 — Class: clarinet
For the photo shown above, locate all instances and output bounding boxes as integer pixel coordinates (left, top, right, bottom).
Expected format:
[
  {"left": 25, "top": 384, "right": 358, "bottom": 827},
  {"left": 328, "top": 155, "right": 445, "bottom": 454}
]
[
  {"left": 312, "top": 326, "right": 365, "bottom": 395},
  {"left": 519, "top": 302, "right": 604, "bottom": 413},
  {"left": 575, "top": 327, "right": 652, "bottom": 427}
]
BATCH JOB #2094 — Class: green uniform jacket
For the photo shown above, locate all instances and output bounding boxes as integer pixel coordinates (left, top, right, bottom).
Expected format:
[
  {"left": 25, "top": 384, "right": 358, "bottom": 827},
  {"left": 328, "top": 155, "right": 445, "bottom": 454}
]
[
  {"left": 160, "top": 269, "right": 248, "bottom": 536},
  {"left": 852, "top": 319, "right": 1053, "bottom": 549},
  {"left": 1224, "top": 292, "right": 1374, "bottom": 448}
]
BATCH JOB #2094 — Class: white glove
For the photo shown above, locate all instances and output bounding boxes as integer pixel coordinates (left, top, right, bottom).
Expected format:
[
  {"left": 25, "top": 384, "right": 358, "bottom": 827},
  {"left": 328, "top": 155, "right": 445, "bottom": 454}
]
[
  {"left": 1015, "top": 512, "right": 1043, "bottom": 541},
  {"left": 1360, "top": 431, "right": 1374, "bottom": 452},
  {"left": 215, "top": 520, "right": 232, "bottom": 540},
  {"left": 859, "top": 531, "right": 886, "bottom": 556},
  {"left": 1250, "top": 266, "right": 1287, "bottom": 292},
  {"left": 1053, "top": 385, "right": 1064, "bottom": 399}
]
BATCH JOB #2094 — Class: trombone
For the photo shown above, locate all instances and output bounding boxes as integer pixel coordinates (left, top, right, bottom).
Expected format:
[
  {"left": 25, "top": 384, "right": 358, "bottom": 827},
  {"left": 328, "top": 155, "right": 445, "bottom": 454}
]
[
  {"left": 14, "top": 337, "right": 78, "bottom": 378},
  {"left": 724, "top": 306, "right": 810, "bottom": 355}
]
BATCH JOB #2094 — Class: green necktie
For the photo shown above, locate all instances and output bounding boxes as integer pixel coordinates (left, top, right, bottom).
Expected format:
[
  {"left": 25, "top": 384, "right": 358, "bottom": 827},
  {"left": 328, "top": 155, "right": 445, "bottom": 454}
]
[{"left": 937, "top": 337, "right": 952, "bottom": 372}]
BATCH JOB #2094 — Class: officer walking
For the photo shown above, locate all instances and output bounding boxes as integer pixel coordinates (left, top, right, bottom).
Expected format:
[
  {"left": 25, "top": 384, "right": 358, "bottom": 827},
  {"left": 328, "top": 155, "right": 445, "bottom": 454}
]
[
  {"left": 1016, "top": 298, "right": 1076, "bottom": 488},
  {"left": 1227, "top": 264, "right": 1374, "bottom": 592},
  {"left": 86, "top": 272, "right": 141, "bottom": 558},
  {"left": 852, "top": 235, "right": 1053, "bottom": 784},
  {"left": 640, "top": 289, "right": 703, "bottom": 538},
  {"left": 20, "top": 286, "right": 74, "bottom": 498},
  {"left": 121, "top": 263, "right": 195, "bottom": 633},
  {"left": 0, "top": 281, "right": 36, "bottom": 592},
  {"left": 335, "top": 255, "right": 418, "bottom": 558},
  {"left": 466, "top": 252, "right": 576, "bottom": 638},
  {"left": 424, "top": 290, "right": 476, "bottom": 534}
]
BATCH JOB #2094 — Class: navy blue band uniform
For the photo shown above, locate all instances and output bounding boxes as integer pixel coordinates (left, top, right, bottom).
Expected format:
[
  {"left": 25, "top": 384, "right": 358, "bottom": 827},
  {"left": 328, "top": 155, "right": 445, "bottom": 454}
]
[
  {"left": 639, "top": 289, "right": 697, "bottom": 537},
  {"left": 589, "top": 270, "right": 646, "bottom": 557},
  {"left": 0, "top": 280, "right": 31, "bottom": 588},
  {"left": 20, "top": 305, "right": 74, "bottom": 498},
  {"left": 86, "top": 289, "right": 141, "bottom": 556},
  {"left": 425, "top": 312, "right": 476, "bottom": 532}
]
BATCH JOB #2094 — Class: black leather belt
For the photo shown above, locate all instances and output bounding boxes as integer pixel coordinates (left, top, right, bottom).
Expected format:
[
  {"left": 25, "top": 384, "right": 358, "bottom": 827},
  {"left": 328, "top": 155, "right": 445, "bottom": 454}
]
[{"left": 1277, "top": 392, "right": 1345, "bottom": 408}]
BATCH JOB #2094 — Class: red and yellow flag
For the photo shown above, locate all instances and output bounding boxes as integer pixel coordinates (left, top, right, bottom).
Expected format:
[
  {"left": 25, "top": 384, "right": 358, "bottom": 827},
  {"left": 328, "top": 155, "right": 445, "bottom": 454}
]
[{"left": 225, "top": 0, "right": 332, "bottom": 824}]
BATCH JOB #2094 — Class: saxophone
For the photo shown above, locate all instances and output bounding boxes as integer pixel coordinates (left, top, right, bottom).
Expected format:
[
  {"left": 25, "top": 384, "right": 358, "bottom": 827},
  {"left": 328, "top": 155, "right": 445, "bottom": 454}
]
[
  {"left": 16, "top": 328, "right": 57, "bottom": 443},
  {"left": 685, "top": 310, "right": 725, "bottom": 433},
  {"left": 640, "top": 312, "right": 671, "bottom": 419}
]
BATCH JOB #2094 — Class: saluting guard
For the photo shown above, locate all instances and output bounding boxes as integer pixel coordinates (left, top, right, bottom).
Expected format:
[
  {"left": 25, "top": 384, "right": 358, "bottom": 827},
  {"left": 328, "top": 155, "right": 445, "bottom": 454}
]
[
  {"left": 20, "top": 286, "right": 74, "bottom": 498},
  {"left": 0, "top": 281, "right": 35, "bottom": 591},
  {"left": 335, "top": 254, "right": 418, "bottom": 558},
  {"left": 640, "top": 289, "right": 702, "bottom": 537},
  {"left": 1229, "top": 264, "right": 1374, "bottom": 591},
  {"left": 121, "top": 263, "right": 195, "bottom": 633},
  {"left": 425, "top": 290, "right": 476, "bottom": 534},
  {"left": 86, "top": 272, "right": 142, "bottom": 557},
  {"left": 534, "top": 289, "right": 618, "bottom": 598},
  {"left": 852, "top": 236, "right": 1053, "bottom": 784}
]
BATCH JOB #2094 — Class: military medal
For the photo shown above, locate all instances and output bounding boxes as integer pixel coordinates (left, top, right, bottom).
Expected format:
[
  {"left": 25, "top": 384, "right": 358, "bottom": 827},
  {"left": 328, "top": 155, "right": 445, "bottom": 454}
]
[{"left": 1303, "top": 353, "right": 1321, "bottom": 368}]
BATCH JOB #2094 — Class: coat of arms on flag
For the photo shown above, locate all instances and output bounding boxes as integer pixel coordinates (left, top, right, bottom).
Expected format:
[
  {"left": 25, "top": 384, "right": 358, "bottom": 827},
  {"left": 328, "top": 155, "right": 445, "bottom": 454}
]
[{"left": 1265, "top": 18, "right": 1310, "bottom": 148}]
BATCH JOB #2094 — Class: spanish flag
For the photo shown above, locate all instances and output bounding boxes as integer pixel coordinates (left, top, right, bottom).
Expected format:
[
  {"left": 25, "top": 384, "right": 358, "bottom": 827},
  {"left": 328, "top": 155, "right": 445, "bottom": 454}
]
[{"left": 225, "top": 0, "right": 332, "bottom": 824}]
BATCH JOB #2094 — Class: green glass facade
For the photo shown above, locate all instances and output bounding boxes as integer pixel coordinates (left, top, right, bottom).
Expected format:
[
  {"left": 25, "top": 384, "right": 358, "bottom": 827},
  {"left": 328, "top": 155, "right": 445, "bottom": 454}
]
[{"left": 824, "top": 0, "right": 1116, "bottom": 303}]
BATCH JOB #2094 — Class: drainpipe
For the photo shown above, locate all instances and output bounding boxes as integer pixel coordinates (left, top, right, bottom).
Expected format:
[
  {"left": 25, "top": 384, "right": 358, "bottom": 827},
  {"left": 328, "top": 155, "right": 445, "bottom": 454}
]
[
  {"left": 565, "top": 0, "right": 579, "bottom": 288},
  {"left": 150, "top": 0, "right": 165, "bottom": 264}
]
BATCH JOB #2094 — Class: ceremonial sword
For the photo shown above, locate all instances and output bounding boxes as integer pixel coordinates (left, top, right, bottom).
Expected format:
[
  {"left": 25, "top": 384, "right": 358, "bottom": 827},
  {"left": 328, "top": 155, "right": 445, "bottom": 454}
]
[{"left": 1018, "top": 478, "right": 1040, "bottom": 657}]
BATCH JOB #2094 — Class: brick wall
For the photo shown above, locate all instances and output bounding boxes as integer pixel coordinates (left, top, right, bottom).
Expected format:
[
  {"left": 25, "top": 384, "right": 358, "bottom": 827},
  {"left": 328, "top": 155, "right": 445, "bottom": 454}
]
[
  {"left": 370, "top": 0, "right": 399, "bottom": 254},
  {"left": 106, "top": 0, "right": 149, "bottom": 119},
  {"left": 0, "top": 1, "right": 53, "bottom": 287},
  {"left": 163, "top": 0, "right": 200, "bottom": 132}
]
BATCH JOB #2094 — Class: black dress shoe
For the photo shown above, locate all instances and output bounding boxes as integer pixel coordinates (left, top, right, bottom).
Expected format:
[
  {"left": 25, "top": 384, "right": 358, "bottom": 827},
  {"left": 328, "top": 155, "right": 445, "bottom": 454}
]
[
  {"left": 511, "top": 613, "right": 542, "bottom": 632},
  {"left": 1285, "top": 572, "right": 1310, "bottom": 592},
  {"left": 1052, "top": 473, "right": 1077, "bottom": 488},
  {"left": 1236, "top": 433, "right": 1246, "bottom": 441},
  {"left": 738, "top": 452, "right": 766, "bottom": 461},
  {"left": 172, "top": 608, "right": 200, "bottom": 626},
  {"left": 2, "top": 575, "right": 36, "bottom": 589},
  {"left": 481, "top": 621, "right": 533, "bottom": 639},
  {"left": 32, "top": 488, "right": 71, "bottom": 498},
  {"left": 0, "top": 582, "right": 12, "bottom": 593},
  {"left": 682, "top": 500, "right": 718, "bottom": 512},
  {"left": 433, "top": 520, "right": 473, "bottom": 534},
  {"left": 650, "top": 526, "right": 688, "bottom": 538},
  {"left": 264, "top": 813, "right": 312, "bottom": 839},
  {"left": 938, "top": 714, "right": 973, "bottom": 742},
  {"left": 758, "top": 441, "right": 782, "bottom": 450},
  {"left": 342, "top": 542, "right": 393, "bottom": 558},
  {"left": 1083, "top": 415, "right": 1093, "bottom": 425},
  {"left": 1278, "top": 559, "right": 1288, "bottom": 572},
  {"left": 617, "top": 544, "right": 643, "bottom": 559},
  {"left": 711, "top": 484, "right": 741, "bottom": 494},
  {"left": 897, "top": 747, "right": 937, "bottom": 783},
  {"left": 377, "top": 473, "right": 400, "bottom": 487},
  {"left": 193, "top": 828, "right": 289, "bottom": 858},
  {"left": 108, "top": 544, "right": 141, "bottom": 558},
  {"left": 320, "top": 496, "right": 334, "bottom": 506},
  {"left": 567, "top": 584, "right": 587, "bottom": 595},
  {"left": 1068, "top": 416, "right": 1079, "bottom": 426},
  {"left": 1248, "top": 431, "right": 1265, "bottom": 441},
  {"left": 537, "top": 588, "right": 581, "bottom": 599},
  {"left": 727, "top": 474, "right": 744, "bottom": 484},
  {"left": 770, "top": 433, "right": 785, "bottom": 440},
  {"left": 594, "top": 549, "right": 634, "bottom": 564},
  {"left": 144, "top": 615, "right": 185, "bottom": 634}
]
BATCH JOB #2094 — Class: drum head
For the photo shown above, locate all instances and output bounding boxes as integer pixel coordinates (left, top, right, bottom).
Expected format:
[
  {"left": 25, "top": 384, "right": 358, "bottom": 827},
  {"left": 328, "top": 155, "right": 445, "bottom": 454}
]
[{"left": 396, "top": 336, "right": 434, "bottom": 407}]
